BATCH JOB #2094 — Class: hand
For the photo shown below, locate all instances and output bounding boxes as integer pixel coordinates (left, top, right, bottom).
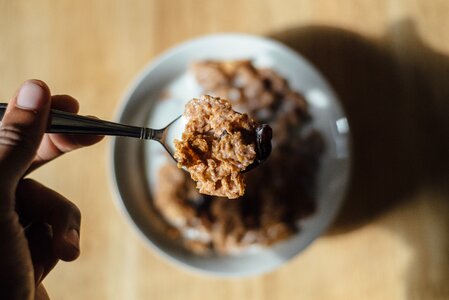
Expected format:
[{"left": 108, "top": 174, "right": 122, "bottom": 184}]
[{"left": 0, "top": 80, "right": 103, "bottom": 300}]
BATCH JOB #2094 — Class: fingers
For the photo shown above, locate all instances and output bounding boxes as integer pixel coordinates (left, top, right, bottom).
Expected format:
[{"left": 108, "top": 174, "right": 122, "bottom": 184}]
[
  {"left": 24, "top": 222, "right": 58, "bottom": 284},
  {"left": 28, "top": 95, "right": 104, "bottom": 173},
  {"left": 16, "top": 179, "right": 81, "bottom": 262},
  {"left": 51, "top": 94, "right": 80, "bottom": 112},
  {"left": 0, "top": 80, "right": 51, "bottom": 194},
  {"left": 0, "top": 80, "right": 50, "bottom": 296}
]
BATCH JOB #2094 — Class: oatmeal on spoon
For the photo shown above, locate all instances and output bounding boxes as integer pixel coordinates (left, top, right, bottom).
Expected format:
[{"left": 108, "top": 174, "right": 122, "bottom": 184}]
[{"left": 174, "top": 95, "right": 272, "bottom": 199}]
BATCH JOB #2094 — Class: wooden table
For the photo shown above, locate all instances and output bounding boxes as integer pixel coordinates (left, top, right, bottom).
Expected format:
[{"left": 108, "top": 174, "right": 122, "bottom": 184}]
[{"left": 1, "top": 1, "right": 448, "bottom": 299}]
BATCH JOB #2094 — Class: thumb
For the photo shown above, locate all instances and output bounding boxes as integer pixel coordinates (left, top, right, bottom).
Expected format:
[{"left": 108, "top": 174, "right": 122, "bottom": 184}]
[{"left": 0, "top": 80, "right": 51, "bottom": 201}]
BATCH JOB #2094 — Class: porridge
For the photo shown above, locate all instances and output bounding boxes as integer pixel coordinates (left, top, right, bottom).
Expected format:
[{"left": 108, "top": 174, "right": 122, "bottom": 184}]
[
  {"left": 174, "top": 95, "right": 269, "bottom": 199},
  {"left": 153, "top": 60, "right": 324, "bottom": 254}
]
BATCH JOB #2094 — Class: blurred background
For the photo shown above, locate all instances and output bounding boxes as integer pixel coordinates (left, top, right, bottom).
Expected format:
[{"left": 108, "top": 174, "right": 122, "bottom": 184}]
[{"left": 1, "top": 0, "right": 448, "bottom": 299}]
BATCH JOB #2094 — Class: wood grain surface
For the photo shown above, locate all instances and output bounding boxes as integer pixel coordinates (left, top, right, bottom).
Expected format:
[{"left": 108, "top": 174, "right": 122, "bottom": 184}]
[{"left": 1, "top": 1, "right": 448, "bottom": 299}]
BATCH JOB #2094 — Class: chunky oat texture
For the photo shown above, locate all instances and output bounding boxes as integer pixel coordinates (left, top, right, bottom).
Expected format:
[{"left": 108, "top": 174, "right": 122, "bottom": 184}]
[{"left": 174, "top": 95, "right": 257, "bottom": 199}]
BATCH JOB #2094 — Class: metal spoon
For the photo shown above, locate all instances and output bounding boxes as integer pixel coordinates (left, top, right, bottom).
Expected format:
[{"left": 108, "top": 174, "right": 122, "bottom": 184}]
[{"left": 0, "top": 103, "right": 271, "bottom": 172}]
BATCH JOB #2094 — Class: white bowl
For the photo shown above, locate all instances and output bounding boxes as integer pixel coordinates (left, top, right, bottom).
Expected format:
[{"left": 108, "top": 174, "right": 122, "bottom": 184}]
[{"left": 110, "top": 33, "right": 350, "bottom": 277}]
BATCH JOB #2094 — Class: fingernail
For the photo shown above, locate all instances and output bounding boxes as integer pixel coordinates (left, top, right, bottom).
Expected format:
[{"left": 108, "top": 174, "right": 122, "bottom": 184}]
[
  {"left": 16, "top": 81, "right": 46, "bottom": 111},
  {"left": 64, "top": 228, "right": 80, "bottom": 250}
]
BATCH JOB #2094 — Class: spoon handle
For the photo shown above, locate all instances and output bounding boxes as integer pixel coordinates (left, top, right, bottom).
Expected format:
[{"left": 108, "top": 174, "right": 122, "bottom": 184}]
[{"left": 0, "top": 103, "right": 153, "bottom": 139}]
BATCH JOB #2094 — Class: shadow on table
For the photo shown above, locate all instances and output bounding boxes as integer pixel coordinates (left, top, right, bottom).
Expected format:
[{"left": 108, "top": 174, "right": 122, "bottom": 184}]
[
  {"left": 270, "top": 20, "right": 449, "bottom": 232},
  {"left": 270, "top": 19, "right": 449, "bottom": 298}
]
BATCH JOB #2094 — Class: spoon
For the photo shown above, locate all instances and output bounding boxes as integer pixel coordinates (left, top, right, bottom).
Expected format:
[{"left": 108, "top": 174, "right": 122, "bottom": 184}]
[{"left": 0, "top": 103, "right": 271, "bottom": 172}]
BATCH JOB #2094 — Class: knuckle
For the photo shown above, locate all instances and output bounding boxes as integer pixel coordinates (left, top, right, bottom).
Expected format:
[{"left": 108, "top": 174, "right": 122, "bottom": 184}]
[
  {"left": 68, "top": 201, "right": 81, "bottom": 220},
  {"left": 55, "top": 198, "right": 81, "bottom": 224},
  {"left": 49, "top": 197, "right": 81, "bottom": 229},
  {"left": 19, "top": 178, "right": 37, "bottom": 188},
  {"left": 0, "top": 124, "right": 38, "bottom": 151}
]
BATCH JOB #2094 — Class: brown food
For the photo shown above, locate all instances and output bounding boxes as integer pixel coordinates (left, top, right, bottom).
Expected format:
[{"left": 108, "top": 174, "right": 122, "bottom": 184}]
[
  {"left": 174, "top": 95, "right": 257, "bottom": 199},
  {"left": 154, "top": 60, "right": 323, "bottom": 254}
]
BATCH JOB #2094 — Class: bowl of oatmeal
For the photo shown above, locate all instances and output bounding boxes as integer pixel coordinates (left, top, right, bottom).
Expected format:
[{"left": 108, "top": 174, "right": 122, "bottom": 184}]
[{"left": 111, "top": 34, "right": 350, "bottom": 276}]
